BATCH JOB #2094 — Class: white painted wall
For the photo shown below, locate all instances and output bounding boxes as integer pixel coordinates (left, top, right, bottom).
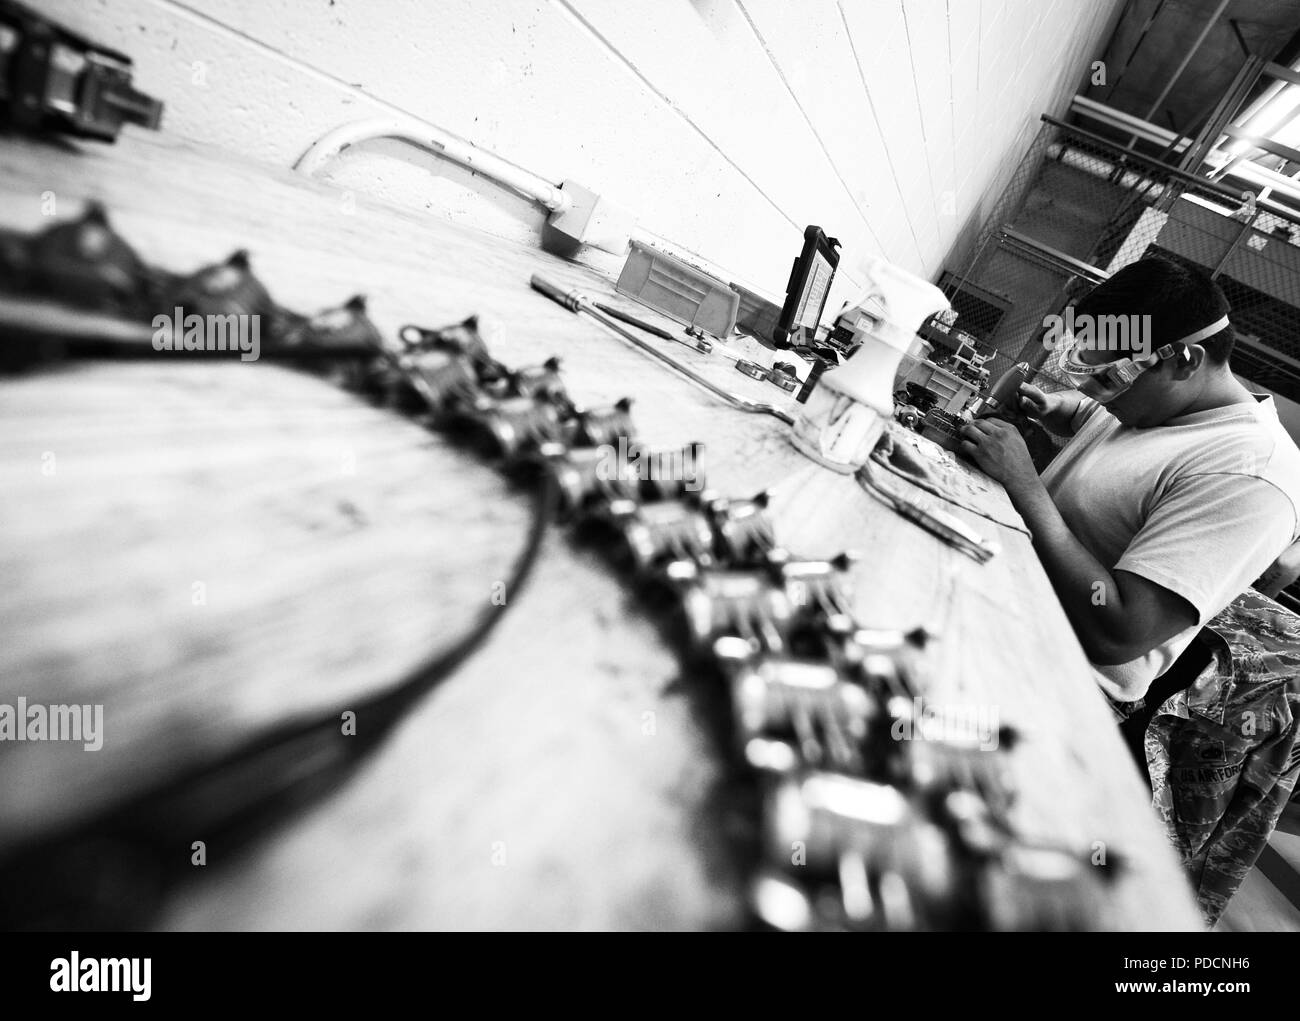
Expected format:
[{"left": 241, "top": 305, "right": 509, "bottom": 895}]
[{"left": 45, "top": 0, "right": 1119, "bottom": 308}]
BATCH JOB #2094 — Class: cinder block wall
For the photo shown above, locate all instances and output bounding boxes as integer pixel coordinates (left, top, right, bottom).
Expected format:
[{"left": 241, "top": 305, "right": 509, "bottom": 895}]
[{"left": 44, "top": 0, "right": 1119, "bottom": 307}]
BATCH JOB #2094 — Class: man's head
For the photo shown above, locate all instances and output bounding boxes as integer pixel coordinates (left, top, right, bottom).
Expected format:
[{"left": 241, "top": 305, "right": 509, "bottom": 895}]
[{"left": 1059, "top": 256, "right": 1233, "bottom": 427}]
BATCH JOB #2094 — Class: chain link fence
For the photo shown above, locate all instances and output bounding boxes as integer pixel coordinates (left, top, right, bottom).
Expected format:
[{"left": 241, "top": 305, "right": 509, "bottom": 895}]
[{"left": 934, "top": 116, "right": 1300, "bottom": 406}]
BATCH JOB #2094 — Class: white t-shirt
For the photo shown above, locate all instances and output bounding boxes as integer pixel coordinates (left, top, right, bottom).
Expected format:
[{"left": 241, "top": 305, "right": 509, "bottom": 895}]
[{"left": 1040, "top": 393, "right": 1300, "bottom": 702}]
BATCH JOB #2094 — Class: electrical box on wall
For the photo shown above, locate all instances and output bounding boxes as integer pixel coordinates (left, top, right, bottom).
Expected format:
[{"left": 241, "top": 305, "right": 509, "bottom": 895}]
[{"left": 543, "top": 179, "right": 636, "bottom": 256}]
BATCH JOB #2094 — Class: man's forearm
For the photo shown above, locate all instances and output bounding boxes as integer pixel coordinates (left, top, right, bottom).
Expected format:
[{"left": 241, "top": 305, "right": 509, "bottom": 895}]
[
  {"left": 1008, "top": 480, "right": 1131, "bottom": 661},
  {"left": 956, "top": 416, "right": 1171, "bottom": 664}
]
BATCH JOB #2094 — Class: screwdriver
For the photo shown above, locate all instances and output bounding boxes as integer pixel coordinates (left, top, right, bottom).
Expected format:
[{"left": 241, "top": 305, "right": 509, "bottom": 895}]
[{"left": 858, "top": 462, "right": 997, "bottom": 563}]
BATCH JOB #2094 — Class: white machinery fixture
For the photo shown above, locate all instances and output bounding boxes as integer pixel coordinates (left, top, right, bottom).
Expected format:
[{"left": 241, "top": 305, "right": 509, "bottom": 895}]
[{"left": 790, "top": 256, "right": 950, "bottom": 473}]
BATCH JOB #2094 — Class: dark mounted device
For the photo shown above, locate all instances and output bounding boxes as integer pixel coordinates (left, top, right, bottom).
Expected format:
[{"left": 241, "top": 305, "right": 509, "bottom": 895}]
[{"left": 774, "top": 225, "right": 840, "bottom": 349}]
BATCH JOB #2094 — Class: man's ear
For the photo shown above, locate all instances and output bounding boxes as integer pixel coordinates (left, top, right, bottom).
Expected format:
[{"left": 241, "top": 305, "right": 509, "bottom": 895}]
[{"left": 1169, "top": 344, "right": 1203, "bottom": 380}]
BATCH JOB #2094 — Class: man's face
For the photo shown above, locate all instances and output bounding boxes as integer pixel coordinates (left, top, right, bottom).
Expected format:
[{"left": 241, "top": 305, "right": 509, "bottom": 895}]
[{"left": 1075, "top": 344, "right": 1177, "bottom": 427}]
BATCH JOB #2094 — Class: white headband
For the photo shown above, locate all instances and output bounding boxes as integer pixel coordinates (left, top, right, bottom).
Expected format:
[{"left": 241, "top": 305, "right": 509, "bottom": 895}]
[{"left": 1173, "top": 314, "right": 1230, "bottom": 346}]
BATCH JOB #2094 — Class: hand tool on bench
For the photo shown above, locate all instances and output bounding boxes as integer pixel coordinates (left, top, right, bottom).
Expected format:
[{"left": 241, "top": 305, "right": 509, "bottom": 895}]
[{"left": 530, "top": 274, "right": 794, "bottom": 424}]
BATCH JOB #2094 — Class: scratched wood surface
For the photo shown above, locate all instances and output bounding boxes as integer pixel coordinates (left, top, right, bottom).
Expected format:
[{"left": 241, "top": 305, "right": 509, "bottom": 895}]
[{"left": 0, "top": 130, "right": 1202, "bottom": 930}]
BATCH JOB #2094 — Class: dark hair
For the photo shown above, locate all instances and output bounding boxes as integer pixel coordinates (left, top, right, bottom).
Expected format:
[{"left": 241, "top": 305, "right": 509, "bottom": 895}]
[{"left": 1073, "top": 256, "right": 1234, "bottom": 364}]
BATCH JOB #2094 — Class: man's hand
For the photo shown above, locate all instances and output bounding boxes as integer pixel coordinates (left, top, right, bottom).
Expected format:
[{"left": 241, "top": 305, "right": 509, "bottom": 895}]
[
  {"left": 1019, "top": 383, "right": 1083, "bottom": 436},
  {"left": 959, "top": 418, "right": 1041, "bottom": 499}
]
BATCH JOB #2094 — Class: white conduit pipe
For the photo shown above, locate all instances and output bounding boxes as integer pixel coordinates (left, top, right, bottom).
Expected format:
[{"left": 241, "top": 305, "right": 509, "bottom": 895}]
[
  {"left": 293, "top": 116, "right": 571, "bottom": 214},
  {"left": 294, "top": 116, "right": 786, "bottom": 303}
]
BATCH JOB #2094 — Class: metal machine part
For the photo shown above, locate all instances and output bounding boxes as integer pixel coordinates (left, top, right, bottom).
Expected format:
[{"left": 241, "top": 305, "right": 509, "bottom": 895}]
[
  {"left": 822, "top": 615, "right": 926, "bottom": 700},
  {"left": 455, "top": 394, "right": 566, "bottom": 460},
  {"left": 571, "top": 397, "right": 635, "bottom": 448},
  {"left": 20, "top": 203, "right": 153, "bottom": 314},
  {"left": 0, "top": 0, "right": 163, "bottom": 142},
  {"left": 538, "top": 443, "right": 638, "bottom": 516},
  {"left": 278, "top": 295, "right": 384, "bottom": 357},
  {"left": 763, "top": 549, "right": 858, "bottom": 620},
  {"left": 735, "top": 358, "right": 768, "bottom": 380},
  {"left": 0, "top": 206, "right": 389, "bottom": 376},
  {"left": 918, "top": 407, "right": 967, "bottom": 453},
  {"left": 714, "top": 637, "right": 875, "bottom": 772},
  {"left": 756, "top": 770, "right": 958, "bottom": 930},
  {"left": 667, "top": 560, "right": 793, "bottom": 655},
  {"left": 393, "top": 347, "right": 479, "bottom": 416},
  {"left": 399, "top": 317, "right": 502, "bottom": 380},
  {"left": 682, "top": 325, "right": 713, "bottom": 352},
  {"left": 633, "top": 440, "right": 705, "bottom": 502},
  {"left": 542, "top": 439, "right": 705, "bottom": 516},
  {"left": 601, "top": 498, "right": 716, "bottom": 572},
  {"left": 171, "top": 249, "right": 276, "bottom": 322},
  {"left": 506, "top": 356, "right": 569, "bottom": 407},
  {"left": 707, "top": 491, "right": 775, "bottom": 564},
  {"left": 768, "top": 361, "right": 800, "bottom": 392}
]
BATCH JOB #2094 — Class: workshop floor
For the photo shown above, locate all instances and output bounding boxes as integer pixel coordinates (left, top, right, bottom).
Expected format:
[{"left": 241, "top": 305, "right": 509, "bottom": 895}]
[{"left": 1216, "top": 805, "right": 1300, "bottom": 932}]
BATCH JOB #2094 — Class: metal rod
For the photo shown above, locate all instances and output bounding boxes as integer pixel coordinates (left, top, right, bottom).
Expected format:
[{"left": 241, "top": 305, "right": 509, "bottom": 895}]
[
  {"left": 1100, "top": 0, "right": 1166, "bottom": 101},
  {"left": 998, "top": 227, "right": 1109, "bottom": 281},
  {"left": 1265, "top": 61, "right": 1300, "bottom": 87},
  {"left": 1178, "top": 56, "right": 1263, "bottom": 174},
  {"left": 1211, "top": 210, "right": 1260, "bottom": 280},
  {"left": 593, "top": 301, "right": 712, "bottom": 353},
  {"left": 1041, "top": 114, "right": 1246, "bottom": 202},
  {"left": 592, "top": 301, "right": 677, "bottom": 341},
  {"left": 1141, "top": 0, "right": 1231, "bottom": 123},
  {"left": 530, "top": 275, "right": 794, "bottom": 424}
]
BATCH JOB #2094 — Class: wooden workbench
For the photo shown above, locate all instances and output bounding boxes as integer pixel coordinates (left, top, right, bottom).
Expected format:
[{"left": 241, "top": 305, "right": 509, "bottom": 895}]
[{"left": 0, "top": 129, "right": 1202, "bottom": 930}]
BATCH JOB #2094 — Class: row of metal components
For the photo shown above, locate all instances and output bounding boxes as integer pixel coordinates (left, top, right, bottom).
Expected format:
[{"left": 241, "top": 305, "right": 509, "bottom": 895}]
[
  {"left": 382, "top": 314, "right": 1115, "bottom": 931},
  {"left": 0, "top": 199, "right": 1114, "bottom": 929}
]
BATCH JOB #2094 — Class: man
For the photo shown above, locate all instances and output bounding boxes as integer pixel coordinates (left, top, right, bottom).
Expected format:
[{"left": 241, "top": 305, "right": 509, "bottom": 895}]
[{"left": 960, "top": 257, "right": 1300, "bottom": 707}]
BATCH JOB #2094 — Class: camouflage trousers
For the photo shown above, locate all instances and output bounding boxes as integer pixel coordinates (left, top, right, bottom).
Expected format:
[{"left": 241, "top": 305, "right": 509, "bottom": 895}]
[{"left": 1144, "top": 590, "right": 1300, "bottom": 926}]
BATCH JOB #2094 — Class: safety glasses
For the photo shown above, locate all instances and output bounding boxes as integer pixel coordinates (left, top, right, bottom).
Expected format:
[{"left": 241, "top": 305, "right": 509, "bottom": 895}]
[
  {"left": 1054, "top": 335, "right": 1173, "bottom": 403},
  {"left": 1052, "top": 313, "right": 1230, "bottom": 404}
]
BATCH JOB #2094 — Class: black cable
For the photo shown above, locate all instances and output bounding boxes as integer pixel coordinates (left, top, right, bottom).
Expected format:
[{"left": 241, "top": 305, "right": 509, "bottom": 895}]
[{"left": 0, "top": 469, "right": 554, "bottom": 931}]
